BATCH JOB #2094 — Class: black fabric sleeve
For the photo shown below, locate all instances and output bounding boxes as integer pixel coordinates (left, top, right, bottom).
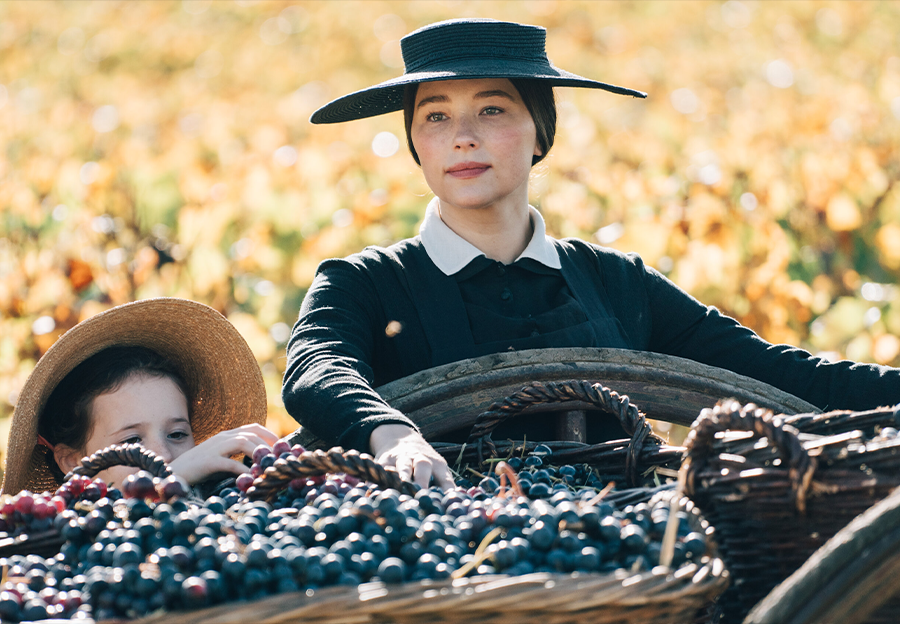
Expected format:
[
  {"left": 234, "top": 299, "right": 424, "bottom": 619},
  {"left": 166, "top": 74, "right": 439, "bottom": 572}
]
[
  {"left": 281, "top": 256, "right": 418, "bottom": 453},
  {"left": 568, "top": 240, "right": 900, "bottom": 411},
  {"left": 632, "top": 253, "right": 900, "bottom": 411}
]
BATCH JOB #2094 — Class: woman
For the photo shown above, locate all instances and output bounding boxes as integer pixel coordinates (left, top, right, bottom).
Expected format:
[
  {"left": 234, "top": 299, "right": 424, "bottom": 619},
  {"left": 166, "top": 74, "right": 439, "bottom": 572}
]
[
  {"left": 283, "top": 18, "right": 900, "bottom": 488},
  {"left": 2, "top": 298, "right": 276, "bottom": 495}
]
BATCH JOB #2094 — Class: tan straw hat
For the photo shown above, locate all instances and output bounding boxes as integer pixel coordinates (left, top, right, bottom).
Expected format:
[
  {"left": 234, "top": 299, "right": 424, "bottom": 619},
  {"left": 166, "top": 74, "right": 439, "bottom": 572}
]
[{"left": 2, "top": 298, "right": 268, "bottom": 495}]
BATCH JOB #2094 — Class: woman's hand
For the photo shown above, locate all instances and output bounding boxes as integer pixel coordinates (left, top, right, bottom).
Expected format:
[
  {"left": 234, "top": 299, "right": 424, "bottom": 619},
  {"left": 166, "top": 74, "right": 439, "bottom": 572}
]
[
  {"left": 369, "top": 424, "right": 455, "bottom": 490},
  {"left": 168, "top": 424, "right": 279, "bottom": 485}
]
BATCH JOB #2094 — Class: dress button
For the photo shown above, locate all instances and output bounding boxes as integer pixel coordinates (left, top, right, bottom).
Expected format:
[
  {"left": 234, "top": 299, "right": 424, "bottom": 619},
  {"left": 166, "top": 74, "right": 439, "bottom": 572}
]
[
  {"left": 497, "top": 263, "right": 506, "bottom": 275},
  {"left": 530, "top": 330, "right": 540, "bottom": 338},
  {"left": 500, "top": 288, "right": 512, "bottom": 301}
]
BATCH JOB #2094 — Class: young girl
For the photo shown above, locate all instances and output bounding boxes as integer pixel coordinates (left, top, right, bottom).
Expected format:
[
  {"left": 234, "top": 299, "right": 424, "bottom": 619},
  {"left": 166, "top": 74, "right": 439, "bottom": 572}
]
[
  {"left": 284, "top": 18, "right": 900, "bottom": 489},
  {"left": 2, "top": 298, "right": 277, "bottom": 495}
]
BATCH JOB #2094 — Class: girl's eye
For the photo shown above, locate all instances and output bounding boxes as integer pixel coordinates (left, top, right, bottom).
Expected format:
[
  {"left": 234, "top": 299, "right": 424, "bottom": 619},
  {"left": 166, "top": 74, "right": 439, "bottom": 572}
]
[
  {"left": 169, "top": 431, "right": 190, "bottom": 441},
  {"left": 122, "top": 436, "right": 141, "bottom": 445},
  {"left": 425, "top": 112, "right": 446, "bottom": 122}
]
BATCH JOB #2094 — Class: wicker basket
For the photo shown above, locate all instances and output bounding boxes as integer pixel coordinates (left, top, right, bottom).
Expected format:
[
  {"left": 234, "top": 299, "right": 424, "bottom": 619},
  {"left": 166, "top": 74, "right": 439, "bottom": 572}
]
[
  {"left": 433, "top": 380, "right": 685, "bottom": 489},
  {"left": 118, "top": 486, "right": 727, "bottom": 624},
  {"left": 784, "top": 403, "right": 900, "bottom": 437},
  {"left": 681, "top": 399, "right": 900, "bottom": 623},
  {"left": 3, "top": 430, "right": 727, "bottom": 624},
  {"left": 116, "top": 562, "right": 726, "bottom": 624},
  {"left": 745, "top": 480, "right": 900, "bottom": 624},
  {"left": 0, "top": 443, "right": 171, "bottom": 558},
  {"left": 238, "top": 445, "right": 725, "bottom": 624}
]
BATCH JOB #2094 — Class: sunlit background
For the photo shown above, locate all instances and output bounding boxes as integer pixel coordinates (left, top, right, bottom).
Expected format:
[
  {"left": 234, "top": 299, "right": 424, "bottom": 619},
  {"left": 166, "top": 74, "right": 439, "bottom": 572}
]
[{"left": 2, "top": 1, "right": 900, "bottom": 461}]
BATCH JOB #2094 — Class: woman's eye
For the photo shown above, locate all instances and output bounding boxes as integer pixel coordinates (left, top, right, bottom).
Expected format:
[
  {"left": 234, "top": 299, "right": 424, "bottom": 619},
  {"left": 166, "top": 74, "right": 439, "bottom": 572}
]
[
  {"left": 425, "top": 112, "right": 446, "bottom": 122},
  {"left": 482, "top": 106, "right": 503, "bottom": 115}
]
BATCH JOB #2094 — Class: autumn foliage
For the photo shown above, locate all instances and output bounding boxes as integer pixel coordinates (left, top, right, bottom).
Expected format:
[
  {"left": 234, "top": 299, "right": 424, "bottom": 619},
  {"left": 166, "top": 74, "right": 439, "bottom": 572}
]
[{"left": 1, "top": 1, "right": 899, "bottom": 456}]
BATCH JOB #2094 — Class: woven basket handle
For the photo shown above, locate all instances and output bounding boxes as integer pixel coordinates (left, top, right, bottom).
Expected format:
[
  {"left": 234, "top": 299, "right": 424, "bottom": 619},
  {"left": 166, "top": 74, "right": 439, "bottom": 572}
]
[
  {"left": 465, "top": 380, "right": 660, "bottom": 487},
  {"left": 682, "top": 398, "right": 816, "bottom": 513},
  {"left": 246, "top": 447, "right": 420, "bottom": 502},
  {"left": 64, "top": 443, "right": 173, "bottom": 481}
]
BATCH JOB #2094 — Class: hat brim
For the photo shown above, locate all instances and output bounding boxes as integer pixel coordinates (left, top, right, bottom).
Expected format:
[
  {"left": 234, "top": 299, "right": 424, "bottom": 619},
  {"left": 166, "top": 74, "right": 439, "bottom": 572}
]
[
  {"left": 310, "top": 60, "right": 647, "bottom": 124},
  {"left": 2, "top": 298, "right": 268, "bottom": 495}
]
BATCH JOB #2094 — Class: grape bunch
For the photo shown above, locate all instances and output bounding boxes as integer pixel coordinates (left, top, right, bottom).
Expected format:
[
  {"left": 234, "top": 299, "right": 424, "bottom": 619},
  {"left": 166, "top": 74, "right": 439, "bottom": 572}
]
[
  {"left": 119, "top": 472, "right": 192, "bottom": 503},
  {"left": 232, "top": 441, "right": 370, "bottom": 511},
  {"left": 234, "top": 441, "right": 317, "bottom": 495},
  {"left": 0, "top": 450, "right": 710, "bottom": 623},
  {"left": 0, "top": 474, "right": 116, "bottom": 537},
  {"left": 453, "top": 444, "right": 609, "bottom": 498}
]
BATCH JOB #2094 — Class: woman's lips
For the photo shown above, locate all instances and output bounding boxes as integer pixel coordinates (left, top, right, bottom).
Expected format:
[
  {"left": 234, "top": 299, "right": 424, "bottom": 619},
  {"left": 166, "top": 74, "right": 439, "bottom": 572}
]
[{"left": 446, "top": 162, "right": 490, "bottom": 179}]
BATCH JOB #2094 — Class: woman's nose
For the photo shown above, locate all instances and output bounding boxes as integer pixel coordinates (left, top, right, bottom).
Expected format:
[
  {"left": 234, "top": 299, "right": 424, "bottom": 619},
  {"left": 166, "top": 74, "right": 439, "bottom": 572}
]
[{"left": 453, "top": 117, "right": 479, "bottom": 150}]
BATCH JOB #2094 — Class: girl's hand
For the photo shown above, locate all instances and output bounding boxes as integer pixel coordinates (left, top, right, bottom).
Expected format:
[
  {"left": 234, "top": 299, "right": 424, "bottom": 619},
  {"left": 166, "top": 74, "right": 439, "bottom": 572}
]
[
  {"left": 369, "top": 424, "right": 455, "bottom": 490},
  {"left": 168, "top": 423, "right": 279, "bottom": 485}
]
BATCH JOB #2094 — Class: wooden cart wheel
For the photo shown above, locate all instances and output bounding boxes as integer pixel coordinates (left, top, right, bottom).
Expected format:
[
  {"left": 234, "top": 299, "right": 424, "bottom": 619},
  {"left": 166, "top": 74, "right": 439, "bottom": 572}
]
[
  {"left": 292, "top": 347, "right": 818, "bottom": 448},
  {"left": 744, "top": 483, "right": 900, "bottom": 624}
]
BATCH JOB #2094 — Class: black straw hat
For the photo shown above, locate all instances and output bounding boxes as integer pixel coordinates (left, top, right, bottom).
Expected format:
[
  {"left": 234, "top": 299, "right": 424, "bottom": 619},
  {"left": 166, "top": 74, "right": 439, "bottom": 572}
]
[{"left": 311, "top": 18, "right": 647, "bottom": 124}]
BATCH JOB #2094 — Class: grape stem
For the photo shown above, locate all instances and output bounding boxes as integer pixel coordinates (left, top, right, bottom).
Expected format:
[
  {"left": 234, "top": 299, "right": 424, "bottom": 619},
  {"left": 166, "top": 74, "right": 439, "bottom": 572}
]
[
  {"left": 583, "top": 481, "right": 616, "bottom": 508},
  {"left": 495, "top": 461, "right": 524, "bottom": 498},
  {"left": 659, "top": 470, "right": 688, "bottom": 569},
  {"left": 451, "top": 526, "right": 504, "bottom": 579}
]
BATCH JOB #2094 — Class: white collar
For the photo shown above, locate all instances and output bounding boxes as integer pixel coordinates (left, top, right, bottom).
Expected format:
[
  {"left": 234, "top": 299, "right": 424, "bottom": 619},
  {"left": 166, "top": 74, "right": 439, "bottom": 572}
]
[{"left": 419, "top": 197, "right": 561, "bottom": 276}]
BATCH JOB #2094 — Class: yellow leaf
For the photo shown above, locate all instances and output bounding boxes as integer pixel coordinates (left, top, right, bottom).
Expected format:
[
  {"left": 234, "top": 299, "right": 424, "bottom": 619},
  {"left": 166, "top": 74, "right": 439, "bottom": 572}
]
[
  {"left": 876, "top": 223, "right": 900, "bottom": 270},
  {"left": 187, "top": 247, "right": 229, "bottom": 296},
  {"left": 227, "top": 312, "right": 275, "bottom": 362},
  {"left": 825, "top": 193, "right": 861, "bottom": 231},
  {"left": 873, "top": 334, "right": 900, "bottom": 365}
]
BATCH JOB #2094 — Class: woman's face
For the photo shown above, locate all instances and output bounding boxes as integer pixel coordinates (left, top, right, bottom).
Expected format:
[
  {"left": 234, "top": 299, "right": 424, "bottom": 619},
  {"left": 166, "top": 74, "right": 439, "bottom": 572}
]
[
  {"left": 56, "top": 373, "right": 195, "bottom": 487},
  {"left": 410, "top": 78, "right": 540, "bottom": 214}
]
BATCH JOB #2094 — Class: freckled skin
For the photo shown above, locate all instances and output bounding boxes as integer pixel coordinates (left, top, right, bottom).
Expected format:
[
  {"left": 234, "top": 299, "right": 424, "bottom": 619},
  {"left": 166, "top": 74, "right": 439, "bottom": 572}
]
[
  {"left": 76, "top": 375, "right": 194, "bottom": 486},
  {"left": 411, "top": 78, "right": 541, "bottom": 221}
]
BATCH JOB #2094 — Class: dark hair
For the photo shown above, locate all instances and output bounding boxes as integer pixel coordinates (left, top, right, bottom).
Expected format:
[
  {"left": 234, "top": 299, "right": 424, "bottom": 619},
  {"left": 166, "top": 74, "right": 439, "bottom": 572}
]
[
  {"left": 403, "top": 78, "right": 557, "bottom": 167},
  {"left": 39, "top": 346, "right": 189, "bottom": 458}
]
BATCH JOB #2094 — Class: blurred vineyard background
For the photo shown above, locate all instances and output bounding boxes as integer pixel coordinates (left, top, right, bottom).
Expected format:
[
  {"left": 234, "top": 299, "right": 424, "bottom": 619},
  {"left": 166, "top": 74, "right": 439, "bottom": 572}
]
[{"left": 2, "top": 0, "right": 900, "bottom": 460}]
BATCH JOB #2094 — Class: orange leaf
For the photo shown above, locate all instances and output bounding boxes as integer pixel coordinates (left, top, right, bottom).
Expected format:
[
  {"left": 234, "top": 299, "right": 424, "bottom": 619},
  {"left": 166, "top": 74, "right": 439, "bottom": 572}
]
[{"left": 67, "top": 259, "right": 94, "bottom": 292}]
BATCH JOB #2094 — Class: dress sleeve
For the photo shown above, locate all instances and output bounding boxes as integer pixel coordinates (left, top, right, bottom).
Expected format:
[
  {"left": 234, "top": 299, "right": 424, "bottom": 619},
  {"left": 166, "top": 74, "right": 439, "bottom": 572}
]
[
  {"left": 582, "top": 241, "right": 900, "bottom": 412},
  {"left": 282, "top": 257, "right": 418, "bottom": 452},
  {"left": 636, "top": 256, "right": 900, "bottom": 411}
]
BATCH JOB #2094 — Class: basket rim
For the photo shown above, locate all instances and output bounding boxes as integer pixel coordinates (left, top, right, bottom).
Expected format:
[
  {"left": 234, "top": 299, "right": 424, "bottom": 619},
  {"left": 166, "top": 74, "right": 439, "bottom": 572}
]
[{"left": 108, "top": 561, "right": 730, "bottom": 624}]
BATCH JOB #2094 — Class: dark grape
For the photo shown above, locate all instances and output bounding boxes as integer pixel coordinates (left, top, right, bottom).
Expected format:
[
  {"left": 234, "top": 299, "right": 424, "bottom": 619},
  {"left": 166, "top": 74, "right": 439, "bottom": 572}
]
[{"left": 180, "top": 576, "right": 209, "bottom": 608}]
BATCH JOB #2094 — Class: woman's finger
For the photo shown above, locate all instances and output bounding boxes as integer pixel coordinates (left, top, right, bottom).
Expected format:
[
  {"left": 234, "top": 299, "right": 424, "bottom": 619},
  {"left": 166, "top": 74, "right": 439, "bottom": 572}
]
[
  {"left": 377, "top": 451, "right": 398, "bottom": 468},
  {"left": 431, "top": 461, "right": 455, "bottom": 491},
  {"left": 411, "top": 458, "right": 434, "bottom": 489},
  {"left": 395, "top": 456, "right": 414, "bottom": 483}
]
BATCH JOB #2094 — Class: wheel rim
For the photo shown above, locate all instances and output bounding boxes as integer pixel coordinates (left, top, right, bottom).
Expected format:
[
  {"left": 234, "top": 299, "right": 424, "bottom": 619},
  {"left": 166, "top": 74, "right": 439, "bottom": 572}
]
[
  {"left": 377, "top": 348, "right": 819, "bottom": 439},
  {"left": 289, "top": 348, "right": 820, "bottom": 448}
]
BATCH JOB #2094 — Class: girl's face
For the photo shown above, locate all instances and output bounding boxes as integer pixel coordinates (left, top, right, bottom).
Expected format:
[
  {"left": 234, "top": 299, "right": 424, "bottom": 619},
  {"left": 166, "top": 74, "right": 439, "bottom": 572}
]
[
  {"left": 410, "top": 78, "right": 541, "bottom": 215},
  {"left": 55, "top": 373, "right": 194, "bottom": 487}
]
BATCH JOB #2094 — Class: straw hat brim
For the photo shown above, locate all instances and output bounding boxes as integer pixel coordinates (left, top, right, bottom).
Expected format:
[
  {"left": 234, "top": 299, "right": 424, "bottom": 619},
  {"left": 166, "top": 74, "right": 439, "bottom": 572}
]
[
  {"left": 310, "top": 62, "right": 647, "bottom": 125},
  {"left": 2, "top": 298, "right": 268, "bottom": 496}
]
